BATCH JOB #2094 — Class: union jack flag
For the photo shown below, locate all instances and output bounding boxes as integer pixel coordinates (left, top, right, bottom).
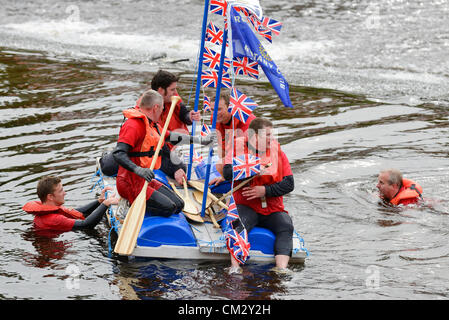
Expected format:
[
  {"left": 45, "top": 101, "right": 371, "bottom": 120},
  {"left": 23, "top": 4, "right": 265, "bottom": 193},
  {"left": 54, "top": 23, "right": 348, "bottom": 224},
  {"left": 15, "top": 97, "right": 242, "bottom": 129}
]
[
  {"left": 203, "top": 47, "right": 230, "bottom": 72},
  {"left": 233, "top": 57, "right": 259, "bottom": 79},
  {"left": 223, "top": 196, "right": 250, "bottom": 264},
  {"left": 257, "top": 26, "right": 272, "bottom": 43},
  {"left": 201, "top": 70, "right": 232, "bottom": 89},
  {"left": 210, "top": 0, "right": 227, "bottom": 16},
  {"left": 228, "top": 87, "right": 258, "bottom": 123},
  {"left": 226, "top": 195, "right": 239, "bottom": 222},
  {"left": 193, "top": 148, "right": 203, "bottom": 163},
  {"left": 201, "top": 123, "right": 211, "bottom": 137},
  {"left": 232, "top": 154, "right": 261, "bottom": 180},
  {"left": 225, "top": 224, "right": 250, "bottom": 265},
  {"left": 203, "top": 94, "right": 211, "bottom": 112},
  {"left": 206, "top": 22, "right": 228, "bottom": 47},
  {"left": 260, "top": 16, "right": 283, "bottom": 36}
]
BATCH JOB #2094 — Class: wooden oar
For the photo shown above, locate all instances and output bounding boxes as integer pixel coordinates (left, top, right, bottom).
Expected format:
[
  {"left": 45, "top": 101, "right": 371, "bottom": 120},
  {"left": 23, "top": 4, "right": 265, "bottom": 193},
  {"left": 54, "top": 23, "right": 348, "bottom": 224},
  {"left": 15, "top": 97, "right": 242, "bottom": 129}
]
[
  {"left": 114, "top": 95, "right": 181, "bottom": 255},
  {"left": 188, "top": 180, "right": 228, "bottom": 210},
  {"left": 168, "top": 181, "right": 204, "bottom": 223},
  {"left": 182, "top": 177, "right": 200, "bottom": 215}
]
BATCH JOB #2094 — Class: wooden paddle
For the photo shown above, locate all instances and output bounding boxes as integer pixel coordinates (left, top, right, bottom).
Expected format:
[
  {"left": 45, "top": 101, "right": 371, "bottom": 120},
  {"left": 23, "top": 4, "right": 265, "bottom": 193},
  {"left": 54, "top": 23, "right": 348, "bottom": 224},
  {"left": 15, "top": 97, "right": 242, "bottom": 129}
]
[
  {"left": 192, "top": 190, "right": 220, "bottom": 228},
  {"left": 168, "top": 181, "right": 204, "bottom": 223},
  {"left": 187, "top": 180, "right": 229, "bottom": 210},
  {"left": 114, "top": 95, "right": 181, "bottom": 255}
]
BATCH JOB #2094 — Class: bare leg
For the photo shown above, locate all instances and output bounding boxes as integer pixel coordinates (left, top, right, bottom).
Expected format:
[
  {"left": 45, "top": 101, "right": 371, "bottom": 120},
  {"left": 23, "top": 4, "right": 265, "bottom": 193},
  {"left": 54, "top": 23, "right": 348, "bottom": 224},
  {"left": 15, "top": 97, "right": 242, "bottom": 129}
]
[{"left": 275, "top": 254, "right": 290, "bottom": 269}]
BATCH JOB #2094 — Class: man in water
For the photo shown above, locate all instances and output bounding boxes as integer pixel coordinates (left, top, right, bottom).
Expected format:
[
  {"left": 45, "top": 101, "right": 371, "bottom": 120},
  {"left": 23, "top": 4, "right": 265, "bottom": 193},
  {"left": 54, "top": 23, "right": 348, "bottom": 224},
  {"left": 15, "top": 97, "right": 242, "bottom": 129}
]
[
  {"left": 376, "top": 169, "right": 423, "bottom": 206},
  {"left": 23, "top": 176, "right": 119, "bottom": 233}
]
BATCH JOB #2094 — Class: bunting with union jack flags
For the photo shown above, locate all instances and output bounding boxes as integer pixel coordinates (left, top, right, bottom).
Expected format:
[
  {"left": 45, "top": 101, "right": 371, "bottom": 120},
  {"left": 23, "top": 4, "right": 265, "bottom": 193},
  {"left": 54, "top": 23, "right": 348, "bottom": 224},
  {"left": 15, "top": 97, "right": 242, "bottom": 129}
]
[
  {"left": 206, "top": 22, "right": 228, "bottom": 47},
  {"left": 201, "top": 70, "right": 232, "bottom": 89},
  {"left": 210, "top": 0, "right": 227, "bottom": 16},
  {"left": 233, "top": 56, "right": 259, "bottom": 79},
  {"left": 203, "top": 94, "right": 211, "bottom": 112},
  {"left": 232, "top": 153, "right": 261, "bottom": 180},
  {"left": 203, "top": 47, "right": 231, "bottom": 72},
  {"left": 228, "top": 87, "right": 258, "bottom": 123}
]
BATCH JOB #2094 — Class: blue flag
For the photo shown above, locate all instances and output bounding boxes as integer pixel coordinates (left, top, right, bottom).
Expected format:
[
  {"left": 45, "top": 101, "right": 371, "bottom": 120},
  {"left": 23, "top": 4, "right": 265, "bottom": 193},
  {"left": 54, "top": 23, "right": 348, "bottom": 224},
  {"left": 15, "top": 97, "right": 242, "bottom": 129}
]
[{"left": 229, "top": 7, "right": 293, "bottom": 108}]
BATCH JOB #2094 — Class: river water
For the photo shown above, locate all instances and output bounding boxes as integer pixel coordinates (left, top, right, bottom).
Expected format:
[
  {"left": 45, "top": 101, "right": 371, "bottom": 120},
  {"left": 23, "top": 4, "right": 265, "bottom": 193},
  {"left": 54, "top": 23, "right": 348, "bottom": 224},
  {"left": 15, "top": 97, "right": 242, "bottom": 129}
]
[{"left": 0, "top": 0, "right": 448, "bottom": 300}]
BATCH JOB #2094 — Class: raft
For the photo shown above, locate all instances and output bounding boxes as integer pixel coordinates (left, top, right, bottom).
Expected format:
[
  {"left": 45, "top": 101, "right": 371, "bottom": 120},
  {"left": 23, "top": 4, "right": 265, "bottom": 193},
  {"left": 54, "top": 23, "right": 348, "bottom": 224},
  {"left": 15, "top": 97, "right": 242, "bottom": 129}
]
[{"left": 92, "top": 156, "right": 309, "bottom": 263}]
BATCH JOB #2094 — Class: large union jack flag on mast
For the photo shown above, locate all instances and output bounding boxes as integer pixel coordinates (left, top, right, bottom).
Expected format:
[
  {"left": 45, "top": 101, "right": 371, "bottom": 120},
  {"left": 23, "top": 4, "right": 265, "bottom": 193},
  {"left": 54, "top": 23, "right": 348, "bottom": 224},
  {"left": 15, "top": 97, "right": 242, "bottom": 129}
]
[{"left": 201, "top": 70, "right": 232, "bottom": 89}]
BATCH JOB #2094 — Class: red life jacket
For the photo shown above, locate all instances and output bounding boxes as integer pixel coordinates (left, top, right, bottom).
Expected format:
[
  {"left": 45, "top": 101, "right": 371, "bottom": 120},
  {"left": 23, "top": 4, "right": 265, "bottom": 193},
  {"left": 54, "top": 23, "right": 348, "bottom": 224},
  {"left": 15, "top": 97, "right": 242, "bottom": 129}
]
[
  {"left": 22, "top": 201, "right": 85, "bottom": 231},
  {"left": 23, "top": 201, "right": 85, "bottom": 219},
  {"left": 122, "top": 108, "right": 162, "bottom": 170},
  {"left": 232, "top": 137, "right": 288, "bottom": 215},
  {"left": 390, "top": 178, "right": 423, "bottom": 206}
]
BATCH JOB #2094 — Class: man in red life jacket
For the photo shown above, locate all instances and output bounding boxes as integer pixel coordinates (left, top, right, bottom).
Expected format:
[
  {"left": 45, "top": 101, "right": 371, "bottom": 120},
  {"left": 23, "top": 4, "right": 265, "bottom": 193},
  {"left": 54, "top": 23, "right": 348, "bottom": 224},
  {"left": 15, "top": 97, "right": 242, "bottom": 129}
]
[
  {"left": 22, "top": 176, "right": 119, "bottom": 233},
  {"left": 377, "top": 169, "right": 423, "bottom": 206},
  {"left": 151, "top": 69, "right": 201, "bottom": 137},
  {"left": 113, "top": 89, "right": 214, "bottom": 217},
  {"left": 209, "top": 91, "right": 256, "bottom": 186},
  {"left": 222, "top": 117, "right": 295, "bottom": 271}
]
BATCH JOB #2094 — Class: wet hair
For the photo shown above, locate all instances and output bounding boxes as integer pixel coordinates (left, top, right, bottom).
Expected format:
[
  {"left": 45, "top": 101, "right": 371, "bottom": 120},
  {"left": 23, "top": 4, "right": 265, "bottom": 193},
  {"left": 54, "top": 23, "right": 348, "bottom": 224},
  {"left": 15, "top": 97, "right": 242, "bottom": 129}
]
[
  {"left": 37, "top": 176, "right": 61, "bottom": 202},
  {"left": 139, "top": 89, "right": 163, "bottom": 109},
  {"left": 150, "top": 70, "right": 179, "bottom": 91},
  {"left": 382, "top": 169, "right": 403, "bottom": 186}
]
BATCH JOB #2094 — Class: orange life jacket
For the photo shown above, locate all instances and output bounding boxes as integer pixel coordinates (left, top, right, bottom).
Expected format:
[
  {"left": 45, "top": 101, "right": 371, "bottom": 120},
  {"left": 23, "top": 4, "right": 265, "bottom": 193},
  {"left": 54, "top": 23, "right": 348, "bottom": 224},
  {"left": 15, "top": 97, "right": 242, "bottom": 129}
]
[
  {"left": 390, "top": 178, "right": 423, "bottom": 205},
  {"left": 22, "top": 201, "right": 85, "bottom": 220},
  {"left": 122, "top": 108, "right": 162, "bottom": 170}
]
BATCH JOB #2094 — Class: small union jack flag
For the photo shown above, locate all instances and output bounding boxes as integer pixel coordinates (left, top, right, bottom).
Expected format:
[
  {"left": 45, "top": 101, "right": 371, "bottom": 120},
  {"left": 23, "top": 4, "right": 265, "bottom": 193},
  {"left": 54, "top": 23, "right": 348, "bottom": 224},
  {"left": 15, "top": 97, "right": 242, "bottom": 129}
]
[
  {"left": 228, "top": 87, "right": 258, "bottom": 123},
  {"left": 206, "top": 22, "right": 228, "bottom": 47},
  {"left": 260, "top": 16, "right": 282, "bottom": 36},
  {"left": 201, "top": 70, "right": 232, "bottom": 89},
  {"left": 232, "top": 154, "right": 261, "bottom": 180},
  {"left": 201, "top": 123, "right": 211, "bottom": 137},
  {"left": 203, "top": 94, "right": 211, "bottom": 112},
  {"left": 225, "top": 225, "right": 250, "bottom": 264},
  {"left": 226, "top": 195, "right": 239, "bottom": 222},
  {"left": 210, "top": 0, "right": 227, "bottom": 16},
  {"left": 233, "top": 57, "right": 259, "bottom": 79},
  {"left": 203, "top": 47, "right": 230, "bottom": 72},
  {"left": 193, "top": 148, "right": 203, "bottom": 163},
  {"left": 257, "top": 26, "right": 272, "bottom": 43}
]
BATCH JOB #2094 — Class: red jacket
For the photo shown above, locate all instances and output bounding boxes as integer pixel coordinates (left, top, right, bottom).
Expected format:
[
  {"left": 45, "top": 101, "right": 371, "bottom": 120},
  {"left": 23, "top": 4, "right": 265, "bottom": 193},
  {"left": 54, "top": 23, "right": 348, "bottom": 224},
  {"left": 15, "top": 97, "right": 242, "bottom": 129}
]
[
  {"left": 22, "top": 201, "right": 84, "bottom": 231},
  {"left": 232, "top": 137, "right": 292, "bottom": 215}
]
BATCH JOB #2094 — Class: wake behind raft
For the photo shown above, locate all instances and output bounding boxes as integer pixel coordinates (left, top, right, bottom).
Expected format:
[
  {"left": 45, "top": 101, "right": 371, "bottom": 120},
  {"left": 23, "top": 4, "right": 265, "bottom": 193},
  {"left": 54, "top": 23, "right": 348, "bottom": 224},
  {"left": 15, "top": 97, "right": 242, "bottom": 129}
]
[{"left": 91, "top": 155, "right": 309, "bottom": 262}]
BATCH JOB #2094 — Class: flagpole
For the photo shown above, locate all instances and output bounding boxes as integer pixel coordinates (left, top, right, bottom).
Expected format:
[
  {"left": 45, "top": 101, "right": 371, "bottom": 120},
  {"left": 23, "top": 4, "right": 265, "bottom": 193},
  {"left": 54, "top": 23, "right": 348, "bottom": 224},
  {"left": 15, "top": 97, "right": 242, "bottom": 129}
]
[
  {"left": 200, "top": 27, "right": 228, "bottom": 218},
  {"left": 187, "top": 0, "right": 210, "bottom": 181}
]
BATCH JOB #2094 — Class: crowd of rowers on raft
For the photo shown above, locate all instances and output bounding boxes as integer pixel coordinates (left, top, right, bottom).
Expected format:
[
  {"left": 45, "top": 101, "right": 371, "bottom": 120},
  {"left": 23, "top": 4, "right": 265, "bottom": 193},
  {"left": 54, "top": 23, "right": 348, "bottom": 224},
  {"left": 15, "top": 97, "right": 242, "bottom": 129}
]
[{"left": 23, "top": 70, "right": 425, "bottom": 271}]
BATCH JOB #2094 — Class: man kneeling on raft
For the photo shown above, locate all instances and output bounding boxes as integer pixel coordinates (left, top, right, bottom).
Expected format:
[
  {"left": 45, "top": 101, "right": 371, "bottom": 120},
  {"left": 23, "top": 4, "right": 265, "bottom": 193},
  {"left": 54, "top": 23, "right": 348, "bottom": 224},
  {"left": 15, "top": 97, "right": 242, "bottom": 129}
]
[{"left": 112, "top": 89, "right": 215, "bottom": 217}]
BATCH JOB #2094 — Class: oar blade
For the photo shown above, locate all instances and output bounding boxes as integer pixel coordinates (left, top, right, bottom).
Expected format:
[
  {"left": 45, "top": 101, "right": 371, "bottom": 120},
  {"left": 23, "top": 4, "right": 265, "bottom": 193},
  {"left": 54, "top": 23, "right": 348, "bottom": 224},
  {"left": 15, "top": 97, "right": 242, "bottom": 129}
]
[{"left": 114, "top": 182, "right": 148, "bottom": 255}]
